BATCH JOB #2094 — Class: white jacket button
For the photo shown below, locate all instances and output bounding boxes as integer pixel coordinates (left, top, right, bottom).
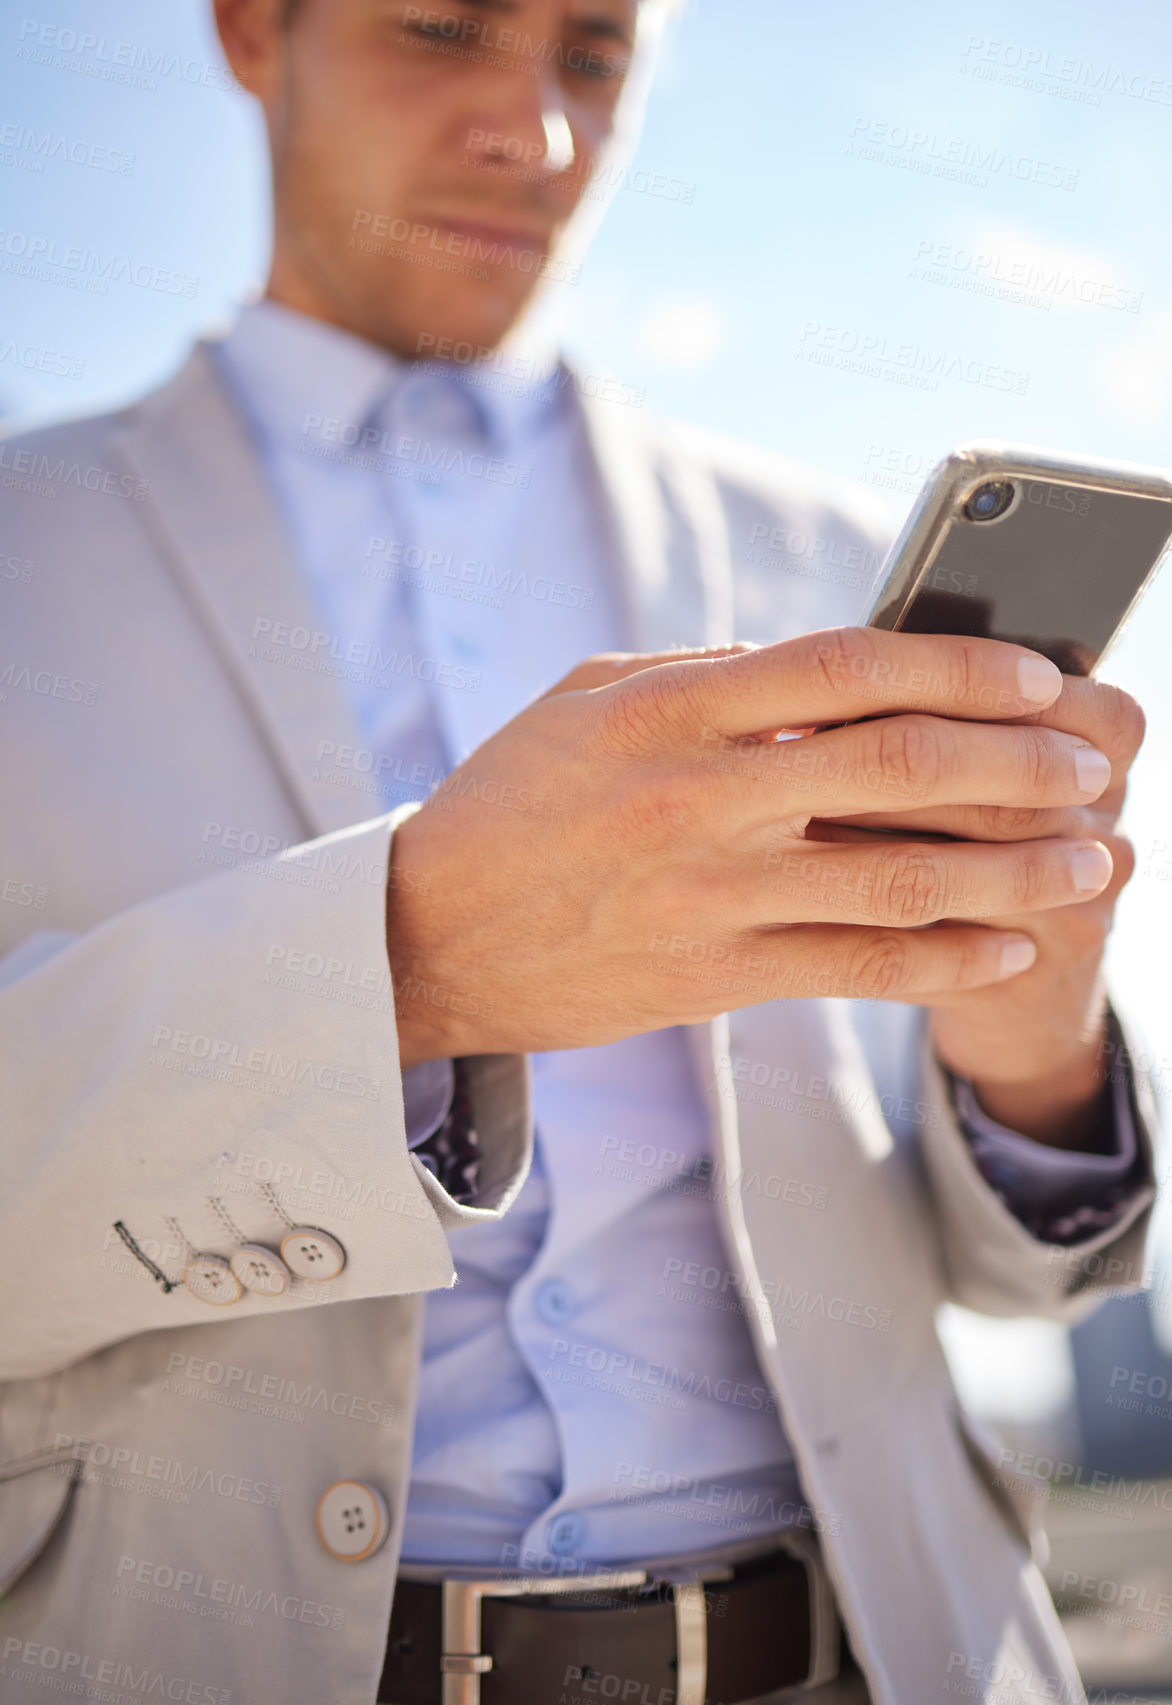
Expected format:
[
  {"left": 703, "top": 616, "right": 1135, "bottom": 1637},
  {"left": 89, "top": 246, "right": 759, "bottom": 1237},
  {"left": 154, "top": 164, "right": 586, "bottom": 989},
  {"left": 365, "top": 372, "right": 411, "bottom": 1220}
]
[
  {"left": 181, "top": 1254, "right": 242, "bottom": 1306},
  {"left": 281, "top": 1226, "right": 346, "bottom": 1280},
  {"left": 230, "top": 1243, "right": 291, "bottom": 1296},
  {"left": 316, "top": 1481, "right": 390, "bottom": 1561}
]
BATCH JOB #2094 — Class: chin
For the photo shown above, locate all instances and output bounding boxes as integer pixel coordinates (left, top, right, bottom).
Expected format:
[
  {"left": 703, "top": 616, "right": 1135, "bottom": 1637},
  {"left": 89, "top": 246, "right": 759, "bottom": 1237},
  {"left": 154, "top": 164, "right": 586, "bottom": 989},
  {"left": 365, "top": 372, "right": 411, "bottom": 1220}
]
[{"left": 386, "top": 285, "right": 532, "bottom": 362}]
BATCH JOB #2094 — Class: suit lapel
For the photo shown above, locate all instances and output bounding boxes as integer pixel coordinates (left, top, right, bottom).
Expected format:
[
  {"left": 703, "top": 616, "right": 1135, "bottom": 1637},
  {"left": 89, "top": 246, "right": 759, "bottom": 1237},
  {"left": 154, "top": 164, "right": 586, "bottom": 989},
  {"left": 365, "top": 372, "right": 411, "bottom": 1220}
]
[
  {"left": 114, "top": 344, "right": 369, "bottom": 840},
  {"left": 575, "top": 381, "right": 733, "bottom": 654},
  {"left": 111, "top": 342, "right": 738, "bottom": 903},
  {"left": 114, "top": 349, "right": 735, "bottom": 844}
]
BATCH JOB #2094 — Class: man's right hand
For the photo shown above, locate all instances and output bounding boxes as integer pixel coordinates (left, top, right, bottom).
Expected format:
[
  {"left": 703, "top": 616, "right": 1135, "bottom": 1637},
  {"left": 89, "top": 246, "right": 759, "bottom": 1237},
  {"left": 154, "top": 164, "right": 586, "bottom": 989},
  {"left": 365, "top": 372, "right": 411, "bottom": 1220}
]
[{"left": 386, "top": 627, "right": 1114, "bottom": 1066}]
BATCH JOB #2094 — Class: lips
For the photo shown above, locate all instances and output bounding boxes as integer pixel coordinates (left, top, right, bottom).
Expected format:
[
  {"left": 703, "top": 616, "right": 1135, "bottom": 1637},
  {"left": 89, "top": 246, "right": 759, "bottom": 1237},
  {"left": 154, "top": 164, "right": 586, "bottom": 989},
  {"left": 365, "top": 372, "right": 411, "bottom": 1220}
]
[{"left": 424, "top": 214, "right": 553, "bottom": 250}]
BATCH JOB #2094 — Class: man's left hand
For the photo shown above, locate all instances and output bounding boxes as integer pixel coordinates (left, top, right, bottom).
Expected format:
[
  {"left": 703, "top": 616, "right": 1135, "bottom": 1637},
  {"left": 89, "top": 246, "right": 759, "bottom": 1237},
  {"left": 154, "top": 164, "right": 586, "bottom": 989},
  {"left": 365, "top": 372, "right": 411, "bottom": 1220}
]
[{"left": 818, "top": 675, "right": 1146, "bottom": 1149}]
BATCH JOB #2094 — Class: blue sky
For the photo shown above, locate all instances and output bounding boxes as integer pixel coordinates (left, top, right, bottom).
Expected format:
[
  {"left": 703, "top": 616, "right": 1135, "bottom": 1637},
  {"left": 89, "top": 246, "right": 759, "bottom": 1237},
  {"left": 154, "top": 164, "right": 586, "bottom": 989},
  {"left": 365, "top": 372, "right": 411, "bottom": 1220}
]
[{"left": 3, "top": 0, "right": 1171, "bottom": 1414}]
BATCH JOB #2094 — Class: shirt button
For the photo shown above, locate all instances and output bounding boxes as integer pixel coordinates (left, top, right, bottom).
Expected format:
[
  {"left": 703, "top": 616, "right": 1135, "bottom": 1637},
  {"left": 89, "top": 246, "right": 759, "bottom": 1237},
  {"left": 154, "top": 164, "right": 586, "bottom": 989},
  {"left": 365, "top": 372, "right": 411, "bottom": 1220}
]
[
  {"left": 280, "top": 1227, "right": 347, "bottom": 1281},
  {"left": 548, "top": 1514, "right": 583, "bottom": 1556},
  {"left": 534, "top": 1279, "right": 575, "bottom": 1325},
  {"left": 316, "top": 1480, "right": 390, "bottom": 1562}
]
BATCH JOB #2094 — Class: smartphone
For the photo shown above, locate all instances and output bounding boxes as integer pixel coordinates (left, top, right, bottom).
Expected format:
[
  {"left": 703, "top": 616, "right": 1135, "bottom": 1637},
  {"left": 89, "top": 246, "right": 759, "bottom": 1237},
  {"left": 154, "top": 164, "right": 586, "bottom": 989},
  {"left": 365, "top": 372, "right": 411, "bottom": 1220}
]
[{"left": 863, "top": 442, "right": 1172, "bottom": 675}]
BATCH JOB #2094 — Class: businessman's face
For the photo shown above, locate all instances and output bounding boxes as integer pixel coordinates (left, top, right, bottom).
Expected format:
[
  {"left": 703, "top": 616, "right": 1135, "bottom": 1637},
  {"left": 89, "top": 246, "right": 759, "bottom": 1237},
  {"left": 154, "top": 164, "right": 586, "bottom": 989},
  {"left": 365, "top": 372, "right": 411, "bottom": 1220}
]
[{"left": 217, "top": 0, "right": 640, "bottom": 357}]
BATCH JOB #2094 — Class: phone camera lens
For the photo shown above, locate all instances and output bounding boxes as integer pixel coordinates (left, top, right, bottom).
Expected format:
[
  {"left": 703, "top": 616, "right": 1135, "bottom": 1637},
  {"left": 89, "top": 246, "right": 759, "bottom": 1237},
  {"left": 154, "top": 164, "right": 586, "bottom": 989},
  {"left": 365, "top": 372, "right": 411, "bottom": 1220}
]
[{"left": 963, "top": 480, "right": 1016, "bottom": 523}]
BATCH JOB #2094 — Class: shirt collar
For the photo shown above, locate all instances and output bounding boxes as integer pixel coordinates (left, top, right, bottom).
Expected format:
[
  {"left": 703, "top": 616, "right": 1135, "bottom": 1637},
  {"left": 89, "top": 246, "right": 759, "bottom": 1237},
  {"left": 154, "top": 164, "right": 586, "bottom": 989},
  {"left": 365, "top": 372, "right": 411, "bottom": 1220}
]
[
  {"left": 414, "top": 337, "right": 566, "bottom": 445},
  {"left": 213, "top": 298, "right": 563, "bottom": 456},
  {"left": 212, "top": 298, "right": 403, "bottom": 459}
]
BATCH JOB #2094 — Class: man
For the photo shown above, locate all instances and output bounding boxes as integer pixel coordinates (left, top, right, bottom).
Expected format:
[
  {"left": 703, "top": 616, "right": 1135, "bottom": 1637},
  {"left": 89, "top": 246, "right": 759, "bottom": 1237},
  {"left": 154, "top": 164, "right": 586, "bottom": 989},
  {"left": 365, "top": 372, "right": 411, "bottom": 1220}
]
[{"left": 0, "top": 1, "right": 1158, "bottom": 1702}]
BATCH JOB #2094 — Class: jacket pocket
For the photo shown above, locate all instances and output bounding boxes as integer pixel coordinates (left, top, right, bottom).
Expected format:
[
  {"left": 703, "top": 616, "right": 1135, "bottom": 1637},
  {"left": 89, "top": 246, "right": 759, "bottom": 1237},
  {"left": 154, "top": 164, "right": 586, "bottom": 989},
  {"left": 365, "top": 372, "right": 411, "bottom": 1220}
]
[
  {"left": 954, "top": 1407, "right": 1050, "bottom": 1566},
  {"left": 0, "top": 1446, "right": 80, "bottom": 1598}
]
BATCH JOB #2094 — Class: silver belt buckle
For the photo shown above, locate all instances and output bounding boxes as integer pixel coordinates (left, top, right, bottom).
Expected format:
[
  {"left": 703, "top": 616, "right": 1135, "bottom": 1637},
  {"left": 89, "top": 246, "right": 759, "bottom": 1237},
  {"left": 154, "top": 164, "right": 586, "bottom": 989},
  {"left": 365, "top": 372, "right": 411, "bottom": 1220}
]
[
  {"left": 435, "top": 1546, "right": 833, "bottom": 1705},
  {"left": 439, "top": 1568, "right": 647, "bottom": 1705},
  {"left": 671, "top": 1576, "right": 720, "bottom": 1705},
  {"left": 773, "top": 1530, "right": 843, "bottom": 1695}
]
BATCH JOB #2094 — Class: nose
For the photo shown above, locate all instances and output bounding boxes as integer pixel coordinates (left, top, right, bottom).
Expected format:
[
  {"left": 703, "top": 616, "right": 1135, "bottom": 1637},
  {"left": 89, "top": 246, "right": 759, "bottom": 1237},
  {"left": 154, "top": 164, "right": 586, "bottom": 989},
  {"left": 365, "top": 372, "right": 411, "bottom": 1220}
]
[
  {"left": 540, "top": 108, "right": 575, "bottom": 173},
  {"left": 463, "top": 53, "right": 577, "bottom": 177}
]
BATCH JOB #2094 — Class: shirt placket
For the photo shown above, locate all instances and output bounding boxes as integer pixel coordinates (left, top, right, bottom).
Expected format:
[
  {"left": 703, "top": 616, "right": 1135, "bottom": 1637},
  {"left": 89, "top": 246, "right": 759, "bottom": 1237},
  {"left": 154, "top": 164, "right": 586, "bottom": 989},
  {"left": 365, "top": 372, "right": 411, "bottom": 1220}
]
[{"left": 379, "top": 375, "right": 516, "bottom": 771}]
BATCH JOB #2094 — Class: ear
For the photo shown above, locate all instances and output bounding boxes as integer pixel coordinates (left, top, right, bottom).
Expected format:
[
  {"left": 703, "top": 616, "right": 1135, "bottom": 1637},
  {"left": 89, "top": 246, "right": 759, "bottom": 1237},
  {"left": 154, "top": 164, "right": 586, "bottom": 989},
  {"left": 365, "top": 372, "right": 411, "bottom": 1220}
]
[{"left": 213, "top": 0, "right": 290, "bottom": 101}]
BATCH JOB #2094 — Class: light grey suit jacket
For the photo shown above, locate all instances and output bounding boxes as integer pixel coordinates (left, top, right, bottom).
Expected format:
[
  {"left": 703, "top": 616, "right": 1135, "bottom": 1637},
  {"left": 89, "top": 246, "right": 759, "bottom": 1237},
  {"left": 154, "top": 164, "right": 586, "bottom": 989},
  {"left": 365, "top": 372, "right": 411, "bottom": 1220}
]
[{"left": 0, "top": 345, "right": 1158, "bottom": 1705}]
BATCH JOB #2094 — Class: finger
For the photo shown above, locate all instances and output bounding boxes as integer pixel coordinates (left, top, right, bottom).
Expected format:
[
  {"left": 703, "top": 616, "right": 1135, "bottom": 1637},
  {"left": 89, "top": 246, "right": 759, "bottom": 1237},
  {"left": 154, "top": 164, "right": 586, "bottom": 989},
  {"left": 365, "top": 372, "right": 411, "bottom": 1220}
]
[
  {"left": 541, "top": 644, "right": 756, "bottom": 699},
  {"left": 722, "top": 714, "right": 1110, "bottom": 826},
  {"left": 734, "top": 921, "right": 1042, "bottom": 1003},
  {"left": 817, "top": 802, "right": 1102, "bottom": 844},
  {"left": 751, "top": 836, "right": 1114, "bottom": 928},
  {"left": 629, "top": 627, "right": 1064, "bottom": 741},
  {"left": 910, "top": 835, "right": 1134, "bottom": 1014},
  {"left": 1002, "top": 673, "right": 1145, "bottom": 755},
  {"left": 1002, "top": 674, "right": 1146, "bottom": 809},
  {"left": 962, "top": 833, "right": 1136, "bottom": 925}
]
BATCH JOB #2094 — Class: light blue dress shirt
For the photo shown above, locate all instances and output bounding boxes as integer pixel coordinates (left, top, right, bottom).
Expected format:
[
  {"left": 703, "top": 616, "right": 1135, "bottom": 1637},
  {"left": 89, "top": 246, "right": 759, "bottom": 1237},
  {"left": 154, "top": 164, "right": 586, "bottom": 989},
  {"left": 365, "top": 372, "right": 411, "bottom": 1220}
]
[{"left": 214, "top": 299, "right": 1141, "bottom": 1574}]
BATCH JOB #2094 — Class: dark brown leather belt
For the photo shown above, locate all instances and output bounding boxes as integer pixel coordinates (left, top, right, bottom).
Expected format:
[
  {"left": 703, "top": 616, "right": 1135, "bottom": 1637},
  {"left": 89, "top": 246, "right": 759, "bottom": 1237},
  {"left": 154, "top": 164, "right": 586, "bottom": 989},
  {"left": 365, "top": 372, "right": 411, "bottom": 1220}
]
[{"left": 379, "top": 1547, "right": 842, "bottom": 1703}]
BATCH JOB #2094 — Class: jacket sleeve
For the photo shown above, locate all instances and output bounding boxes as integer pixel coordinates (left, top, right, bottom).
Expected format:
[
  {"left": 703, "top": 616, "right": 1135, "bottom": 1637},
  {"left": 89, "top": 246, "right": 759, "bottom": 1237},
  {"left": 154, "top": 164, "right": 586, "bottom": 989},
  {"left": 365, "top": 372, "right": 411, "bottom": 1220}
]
[
  {"left": 0, "top": 807, "right": 531, "bottom": 1380},
  {"left": 912, "top": 1007, "right": 1157, "bottom": 1321}
]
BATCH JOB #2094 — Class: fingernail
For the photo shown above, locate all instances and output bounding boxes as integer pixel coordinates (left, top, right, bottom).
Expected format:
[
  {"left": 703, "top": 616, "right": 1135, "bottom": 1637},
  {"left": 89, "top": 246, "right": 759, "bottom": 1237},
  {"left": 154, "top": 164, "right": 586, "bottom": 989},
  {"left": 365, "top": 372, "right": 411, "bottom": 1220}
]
[
  {"left": 1017, "top": 655, "right": 1062, "bottom": 705},
  {"left": 1071, "top": 843, "right": 1112, "bottom": 893},
  {"left": 1000, "top": 937, "right": 1037, "bottom": 978},
  {"left": 1074, "top": 745, "right": 1111, "bottom": 797}
]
